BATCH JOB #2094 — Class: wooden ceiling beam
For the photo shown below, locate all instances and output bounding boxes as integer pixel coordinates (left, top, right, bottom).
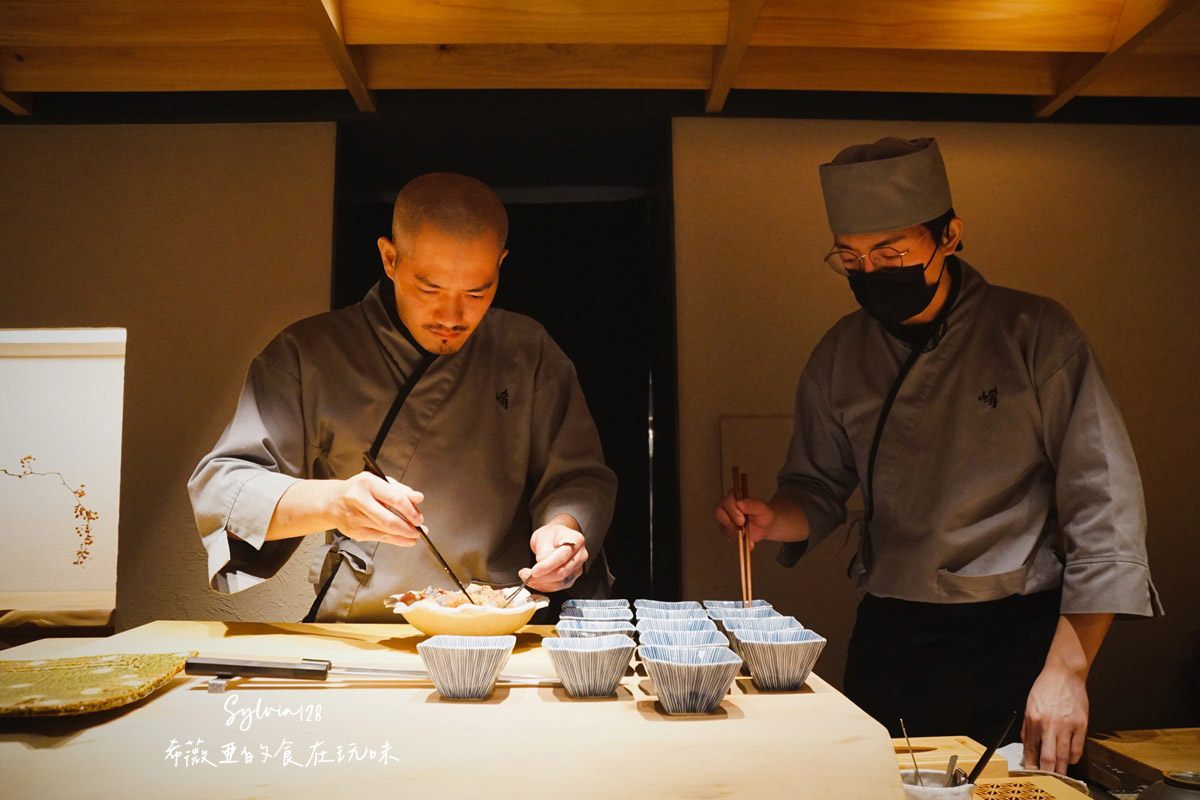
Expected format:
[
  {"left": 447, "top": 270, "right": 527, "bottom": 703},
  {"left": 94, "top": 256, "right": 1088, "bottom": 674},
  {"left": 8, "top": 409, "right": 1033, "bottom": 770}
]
[
  {"left": 706, "top": 0, "right": 766, "bottom": 113},
  {"left": 301, "top": 0, "right": 374, "bottom": 112},
  {"left": 753, "top": 0, "right": 1124, "bottom": 53},
  {"left": 0, "top": 89, "right": 33, "bottom": 116},
  {"left": 737, "top": 47, "right": 1059, "bottom": 96},
  {"left": 1034, "top": 0, "right": 1199, "bottom": 117},
  {"left": 0, "top": 1, "right": 319, "bottom": 46},
  {"left": 340, "top": 0, "right": 728, "bottom": 46},
  {"left": 368, "top": 45, "right": 710, "bottom": 89},
  {"left": 0, "top": 45, "right": 344, "bottom": 92}
]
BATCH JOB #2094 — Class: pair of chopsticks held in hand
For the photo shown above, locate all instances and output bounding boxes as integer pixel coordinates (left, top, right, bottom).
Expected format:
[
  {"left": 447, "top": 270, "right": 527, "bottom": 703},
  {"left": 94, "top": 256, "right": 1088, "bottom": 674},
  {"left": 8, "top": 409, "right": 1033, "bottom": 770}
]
[{"left": 732, "top": 466, "right": 753, "bottom": 607}]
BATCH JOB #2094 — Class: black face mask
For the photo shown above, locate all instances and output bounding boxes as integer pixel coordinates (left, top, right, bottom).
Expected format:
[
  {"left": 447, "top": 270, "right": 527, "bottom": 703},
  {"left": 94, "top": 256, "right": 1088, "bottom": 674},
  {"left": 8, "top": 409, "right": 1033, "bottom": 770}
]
[{"left": 847, "top": 256, "right": 946, "bottom": 324}]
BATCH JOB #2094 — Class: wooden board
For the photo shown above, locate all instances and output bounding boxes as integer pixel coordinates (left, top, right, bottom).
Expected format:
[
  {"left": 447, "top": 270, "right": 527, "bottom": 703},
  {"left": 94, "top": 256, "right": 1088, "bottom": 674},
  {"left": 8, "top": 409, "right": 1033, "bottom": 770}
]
[
  {"left": 892, "top": 734, "right": 1009, "bottom": 780},
  {"left": 1084, "top": 728, "right": 1200, "bottom": 790},
  {"left": 0, "top": 620, "right": 906, "bottom": 800}
]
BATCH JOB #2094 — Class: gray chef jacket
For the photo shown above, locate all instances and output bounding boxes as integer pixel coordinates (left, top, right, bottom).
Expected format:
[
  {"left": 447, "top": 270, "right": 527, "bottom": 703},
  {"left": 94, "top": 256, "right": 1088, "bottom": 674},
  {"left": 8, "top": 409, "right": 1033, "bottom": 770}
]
[
  {"left": 778, "top": 260, "right": 1161, "bottom": 617},
  {"left": 189, "top": 278, "right": 618, "bottom": 621}
]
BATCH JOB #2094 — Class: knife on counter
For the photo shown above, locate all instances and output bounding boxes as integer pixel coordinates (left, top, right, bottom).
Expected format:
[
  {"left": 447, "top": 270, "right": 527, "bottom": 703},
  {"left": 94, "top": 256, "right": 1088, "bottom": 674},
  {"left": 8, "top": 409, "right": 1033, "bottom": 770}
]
[{"left": 185, "top": 656, "right": 559, "bottom": 687}]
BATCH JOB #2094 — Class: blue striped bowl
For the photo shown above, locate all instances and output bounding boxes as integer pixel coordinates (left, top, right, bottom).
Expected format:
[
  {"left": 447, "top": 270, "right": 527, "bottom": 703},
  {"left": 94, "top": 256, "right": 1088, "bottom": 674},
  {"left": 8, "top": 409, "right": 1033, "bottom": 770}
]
[
  {"left": 635, "top": 617, "right": 718, "bottom": 635},
  {"left": 543, "top": 634, "right": 636, "bottom": 698},
  {"left": 639, "top": 645, "right": 744, "bottom": 715},
  {"left": 637, "top": 630, "right": 730, "bottom": 649},
  {"left": 633, "top": 599, "right": 703, "bottom": 611},
  {"left": 735, "top": 629, "right": 826, "bottom": 691},
  {"left": 555, "top": 620, "right": 637, "bottom": 638},
  {"left": 416, "top": 635, "right": 515, "bottom": 700},
  {"left": 702, "top": 599, "right": 773, "bottom": 610},
  {"left": 561, "top": 599, "right": 631, "bottom": 610},
  {"left": 723, "top": 616, "right": 805, "bottom": 657},
  {"left": 560, "top": 606, "right": 634, "bottom": 621},
  {"left": 634, "top": 607, "right": 710, "bottom": 620}
]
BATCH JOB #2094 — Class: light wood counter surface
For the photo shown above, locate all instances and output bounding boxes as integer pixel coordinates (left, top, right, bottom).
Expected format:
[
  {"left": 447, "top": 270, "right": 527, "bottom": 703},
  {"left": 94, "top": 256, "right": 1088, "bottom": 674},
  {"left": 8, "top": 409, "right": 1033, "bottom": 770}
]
[{"left": 0, "top": 620, "right": 905, "bottom": 799}]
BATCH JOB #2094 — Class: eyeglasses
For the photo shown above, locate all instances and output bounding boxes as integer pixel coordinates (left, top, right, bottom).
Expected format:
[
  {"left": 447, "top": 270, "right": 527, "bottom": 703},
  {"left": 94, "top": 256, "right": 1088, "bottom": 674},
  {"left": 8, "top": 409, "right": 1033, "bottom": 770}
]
[{"left": 823, "top": 238, "right": 928, "bottom": 277}]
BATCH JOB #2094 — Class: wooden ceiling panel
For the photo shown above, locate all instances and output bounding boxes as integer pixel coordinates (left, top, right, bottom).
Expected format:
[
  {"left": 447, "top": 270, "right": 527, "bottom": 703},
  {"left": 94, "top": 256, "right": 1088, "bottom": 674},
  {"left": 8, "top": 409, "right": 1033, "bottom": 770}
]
[
  {"left": 1082, "top": 53, "right": 1200, "bottom": 94},
  {"left": 752, "top": 0, "right": 1124, "bottom": 53},
  {"left": 0, "top": 45, "right": 343, "bottom": 92},
  {"left": 367, "top": 44, "right": 711, "bottom": 89},
  {"left": 1136, "top": 0, "right": 1200, "bottom": 52},
  {"left": 735, "top": 47, "right": 1059, "bottom": 95},
  {"left": 0, "top": 1, "right": 320, "bottom": 47},
  {"left": 0, "top": 1, "right": 1197, "bottom": 116},
  {"left": 340, "top": 0, "right": 730, "bottom": 45}
]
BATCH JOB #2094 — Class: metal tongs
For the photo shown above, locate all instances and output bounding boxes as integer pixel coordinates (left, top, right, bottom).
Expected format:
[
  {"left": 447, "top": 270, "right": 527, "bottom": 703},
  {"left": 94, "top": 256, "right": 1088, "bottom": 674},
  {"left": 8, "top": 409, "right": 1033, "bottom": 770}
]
[
  {"left": 185, "top": 656, "right": 559, "bottom": 693},
  {"left": 361, "top": 450, "right": 476, "bottom": 605}
]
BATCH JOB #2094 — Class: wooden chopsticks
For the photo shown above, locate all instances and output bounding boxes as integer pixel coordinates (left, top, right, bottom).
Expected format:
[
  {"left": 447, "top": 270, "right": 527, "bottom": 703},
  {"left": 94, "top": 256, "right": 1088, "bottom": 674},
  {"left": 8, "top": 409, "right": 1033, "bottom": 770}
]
[{"left": 732, "top": 465, "right": 753, "bottom": 607}]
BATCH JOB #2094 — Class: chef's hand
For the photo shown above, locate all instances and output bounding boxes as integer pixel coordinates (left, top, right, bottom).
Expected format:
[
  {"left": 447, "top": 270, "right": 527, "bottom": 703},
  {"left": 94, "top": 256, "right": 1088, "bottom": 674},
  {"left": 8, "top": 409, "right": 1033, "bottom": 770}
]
[
  {"left": 521, "top": 515, "right": 587, "bottom": 592},
  {"left": 1021, "top": 663, "right": 1089, "bottom": 774},
  {"left": 714, "top": 490, "right": 776, "bottom": 550},
  {"left": 329, "top": 472, "right": 425, "bottom": 547}
]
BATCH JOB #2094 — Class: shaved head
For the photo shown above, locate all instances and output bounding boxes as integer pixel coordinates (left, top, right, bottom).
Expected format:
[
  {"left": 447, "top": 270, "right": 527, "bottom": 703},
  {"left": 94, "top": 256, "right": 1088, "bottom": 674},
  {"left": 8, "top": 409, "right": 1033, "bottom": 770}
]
[{"left": 391, "top": 172, "right": 508, "bottom": 258}]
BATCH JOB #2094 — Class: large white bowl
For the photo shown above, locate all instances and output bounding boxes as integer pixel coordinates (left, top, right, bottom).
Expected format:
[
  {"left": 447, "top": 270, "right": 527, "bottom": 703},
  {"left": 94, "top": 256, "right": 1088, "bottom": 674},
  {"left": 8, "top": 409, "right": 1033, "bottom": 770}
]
[{"left": 385, "top": 584, "right": 549, "bottom": 636}]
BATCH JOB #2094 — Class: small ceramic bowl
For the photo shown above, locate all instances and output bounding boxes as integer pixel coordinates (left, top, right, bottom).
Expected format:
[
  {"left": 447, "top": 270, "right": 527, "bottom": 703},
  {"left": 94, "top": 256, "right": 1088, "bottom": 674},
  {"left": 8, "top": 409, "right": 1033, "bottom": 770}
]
[
  {"left": 638, "top": 645, "right": 744, "bottom": 715},
  {"left": 702, "top": 599, "right": 773, "bottom": 610},
  {"left": 722, "top": 615, "right": 803, "bottom": 633},
  {"left": 555, "top": 620, "right": 638, "bottom": 638},
  {"left": 637, "top": 630, "right": 730, "bottom": 649},
  {"left": 724, "top": 616, "right": 805, "bottom": 658},
  {"left": 543, "top": 634, "right": 636, "bottom": 698},
  {"left": 561, "top": 599, "right": 631, "bottom": 610},
  {"left": 705, "top": 606, "right": 782, "bottom": 621},
  {"left": 735, "top": 629, "right": 826, "bottom": 691},
  {"left": 633, "top": 599, "right": 703, "bottom": 611},
  {"left": 416, "top": 634, "right": 515, "bottom": 700},
  {"left": 634, "top": 607, "right": 710, "bottom": 620},
  {"left": 559, "top": 606, "right": 634, "bottom": 621},
  {"left": 635, "top": 617, "right": 718, "bottom": 635},
  {"left": 706, "top": 606, "right": 782, "bottom": 634}
]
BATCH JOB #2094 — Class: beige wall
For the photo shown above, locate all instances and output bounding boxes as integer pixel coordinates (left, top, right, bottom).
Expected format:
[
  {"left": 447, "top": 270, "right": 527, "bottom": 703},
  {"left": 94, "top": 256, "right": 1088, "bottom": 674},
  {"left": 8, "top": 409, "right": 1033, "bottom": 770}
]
[
  {"left": 672, "top": 118, "right": 1200, "bottom": 730},
  {"left": 0, "top": 122, "right": 335, "bottom": 630}
]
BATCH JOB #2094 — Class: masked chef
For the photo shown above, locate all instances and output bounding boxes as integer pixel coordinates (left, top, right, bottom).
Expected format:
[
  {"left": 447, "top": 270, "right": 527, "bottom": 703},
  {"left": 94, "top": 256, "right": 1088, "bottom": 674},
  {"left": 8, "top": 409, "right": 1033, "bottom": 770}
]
[
  {"left": 190, "top": 172, "right": 617, "bottom": 622},
  {"left": 714, "top": 137, "right": 1160, "bottom": 774}
]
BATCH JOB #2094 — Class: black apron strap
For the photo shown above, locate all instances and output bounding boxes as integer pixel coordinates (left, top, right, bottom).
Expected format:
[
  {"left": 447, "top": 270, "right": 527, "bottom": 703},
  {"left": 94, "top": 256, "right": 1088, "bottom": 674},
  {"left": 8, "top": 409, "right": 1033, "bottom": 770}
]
[
  {"left": 779, "top": 260, "right": 962, "bottom": 569},
  {"left": 301, "top": 299, "right": 437, "bottom": 624}
]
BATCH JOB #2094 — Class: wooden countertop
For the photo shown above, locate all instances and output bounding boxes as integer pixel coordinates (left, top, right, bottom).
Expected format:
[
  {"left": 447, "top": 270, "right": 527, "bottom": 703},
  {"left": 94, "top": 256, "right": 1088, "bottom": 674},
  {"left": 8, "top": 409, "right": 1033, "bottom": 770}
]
[{"left": 0, "top": 620, "right": 906, "bottom": 800}]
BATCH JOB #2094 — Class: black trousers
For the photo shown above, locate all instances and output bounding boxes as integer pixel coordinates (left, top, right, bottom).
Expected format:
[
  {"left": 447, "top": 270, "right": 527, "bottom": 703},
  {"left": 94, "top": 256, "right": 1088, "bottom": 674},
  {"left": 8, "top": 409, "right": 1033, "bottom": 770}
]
[{"left": 842, "top": 589, "right": 1061, "bottom": 747}]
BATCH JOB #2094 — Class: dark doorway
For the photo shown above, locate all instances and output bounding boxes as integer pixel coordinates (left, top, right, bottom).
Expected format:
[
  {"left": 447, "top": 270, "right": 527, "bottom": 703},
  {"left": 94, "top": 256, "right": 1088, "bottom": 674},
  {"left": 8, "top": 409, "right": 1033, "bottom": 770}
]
[{"left": 330, "top": 115, "right": 680, "bottom": 602}]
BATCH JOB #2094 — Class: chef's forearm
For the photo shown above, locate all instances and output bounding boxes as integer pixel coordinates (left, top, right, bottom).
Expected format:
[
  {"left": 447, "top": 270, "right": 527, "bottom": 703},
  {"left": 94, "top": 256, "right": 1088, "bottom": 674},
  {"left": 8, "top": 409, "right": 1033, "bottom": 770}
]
[
  {"left": 264, "top": 479, "right": 340, "bottom": 541},
  {"left": 1043, "top": 613, "right": 1113, "bottom": 677},
  {"left": 545, "top": 512, "right": 581, "bottom": 533},
  {"left": 763, "top": 495, "right": 812, "bottom": 543}
]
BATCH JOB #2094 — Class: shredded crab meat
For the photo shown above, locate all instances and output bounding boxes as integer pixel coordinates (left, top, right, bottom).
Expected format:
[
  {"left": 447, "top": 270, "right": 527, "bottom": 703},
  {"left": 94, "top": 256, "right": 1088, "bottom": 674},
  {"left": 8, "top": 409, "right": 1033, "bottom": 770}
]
[{"left": 388, "top": 585, "right": 525, "bottom": 609}]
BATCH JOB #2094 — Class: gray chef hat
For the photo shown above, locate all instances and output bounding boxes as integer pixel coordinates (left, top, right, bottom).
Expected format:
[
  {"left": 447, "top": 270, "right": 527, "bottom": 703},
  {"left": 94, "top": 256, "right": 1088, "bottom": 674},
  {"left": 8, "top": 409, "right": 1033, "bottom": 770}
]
[{"left": 819, "top": 137, "right": 952, "bottom": 236}]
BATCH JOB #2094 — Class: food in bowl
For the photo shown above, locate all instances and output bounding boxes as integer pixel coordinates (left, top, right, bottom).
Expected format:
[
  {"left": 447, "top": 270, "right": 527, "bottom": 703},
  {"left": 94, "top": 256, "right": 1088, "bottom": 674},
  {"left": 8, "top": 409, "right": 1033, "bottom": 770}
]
[
  {"left": 389, "top": 584, "right": 528, "bottom": 609},
  {"left": 384, "top": 583, "right": 549, "bottom": 636}
]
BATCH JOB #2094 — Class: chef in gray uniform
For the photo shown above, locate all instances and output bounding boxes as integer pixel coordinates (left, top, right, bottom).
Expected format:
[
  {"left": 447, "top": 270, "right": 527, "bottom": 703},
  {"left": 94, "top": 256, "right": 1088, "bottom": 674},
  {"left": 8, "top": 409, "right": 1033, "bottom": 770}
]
[
  {"left": 715, "top": 138, "right": 1160, "bottom": 774},
  {"left": 190, "top": 172, "right": 617, "bottom": 623}
]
